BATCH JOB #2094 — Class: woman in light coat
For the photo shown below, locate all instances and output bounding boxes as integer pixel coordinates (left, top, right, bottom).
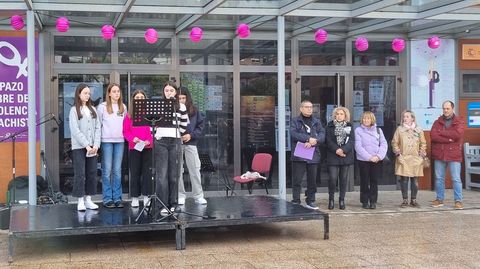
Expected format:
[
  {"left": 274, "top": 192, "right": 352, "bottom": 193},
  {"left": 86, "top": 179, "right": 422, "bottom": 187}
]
[{"left": 391, "top": 110, "right": 427, "bottom": 207}]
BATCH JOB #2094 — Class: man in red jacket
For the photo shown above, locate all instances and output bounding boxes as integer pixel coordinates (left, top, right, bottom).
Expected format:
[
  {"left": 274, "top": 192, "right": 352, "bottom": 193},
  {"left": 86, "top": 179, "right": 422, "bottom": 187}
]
[{"left": 430, "top": 101, "right": 465, "bottom": 209}]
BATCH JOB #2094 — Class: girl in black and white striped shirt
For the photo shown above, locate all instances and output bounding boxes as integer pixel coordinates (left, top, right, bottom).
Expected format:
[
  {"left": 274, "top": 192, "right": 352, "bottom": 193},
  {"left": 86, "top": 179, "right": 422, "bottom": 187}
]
[{"left": 154, "top": 81, "right": 189, "bottom": 214}]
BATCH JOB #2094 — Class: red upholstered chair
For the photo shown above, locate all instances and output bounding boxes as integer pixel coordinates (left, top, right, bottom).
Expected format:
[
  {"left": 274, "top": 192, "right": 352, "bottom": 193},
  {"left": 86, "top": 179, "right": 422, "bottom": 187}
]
[{"left": 232, "top": 153, "right": 272, "bottom": 195}]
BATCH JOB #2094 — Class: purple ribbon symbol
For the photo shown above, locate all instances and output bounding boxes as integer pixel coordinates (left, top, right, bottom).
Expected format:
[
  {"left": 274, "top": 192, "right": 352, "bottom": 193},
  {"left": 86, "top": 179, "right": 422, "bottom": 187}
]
[{"left": 0, "top": 41, "right": 28, "bottom": 79}]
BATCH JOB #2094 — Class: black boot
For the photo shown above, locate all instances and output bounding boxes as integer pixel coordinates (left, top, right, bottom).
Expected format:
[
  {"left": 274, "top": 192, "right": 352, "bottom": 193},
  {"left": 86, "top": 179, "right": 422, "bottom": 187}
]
[
  {"left": 369, "top": 203, "right": 376, "bottom": 209},
  {"left": 328, "top": 199, "right": 334, "bottom": 210},
  {"left": 362, "top": 202, "right": 369, "bottom": 209},
  {"left": 339, "top": 199, "right": 345, "bottom": 210}
]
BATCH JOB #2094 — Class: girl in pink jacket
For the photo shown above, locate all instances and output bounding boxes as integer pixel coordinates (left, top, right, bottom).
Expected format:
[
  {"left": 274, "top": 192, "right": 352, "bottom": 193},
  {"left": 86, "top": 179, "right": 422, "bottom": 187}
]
[{"left": 123, "top": 89, "right": 154, "bottom": 208}]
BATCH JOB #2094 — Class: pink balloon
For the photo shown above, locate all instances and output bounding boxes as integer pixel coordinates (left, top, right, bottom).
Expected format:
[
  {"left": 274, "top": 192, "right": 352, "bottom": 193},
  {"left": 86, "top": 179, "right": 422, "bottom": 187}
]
[
  {"left": 237, "top": 23, "right": 250, "bottom": 38},
  {"left": 144, "top": 28, "right": 158, "bottom": 44},
  {"left": 428, "top": 36, "right": 441, "bottom": 49},
  {"left": 56, "top": 17, "right": 70, "bottom": 33},
  {"left": 314, "top": 29, "right": 328, "bottom": 44},
  {"left": 10, "top": 15, "right": 24, "bottom": 31},
  {"left": 190, "top": 27, "right": 203, "bottom": 43},
  {"left": 355, "top": 37, "right": 369, "bottom": 52},
  {"left": 101, "top": 25, "right": 115, "bottom": 40},
  {"left": 391, "top": 38, "right": 405, "bottom": 53}
]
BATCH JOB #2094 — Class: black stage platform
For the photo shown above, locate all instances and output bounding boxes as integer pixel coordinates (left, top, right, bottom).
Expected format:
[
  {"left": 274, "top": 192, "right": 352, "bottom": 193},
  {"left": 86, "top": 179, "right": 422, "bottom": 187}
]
[{"left": 8, "top": 195, "right": 329, "bottom": 262}]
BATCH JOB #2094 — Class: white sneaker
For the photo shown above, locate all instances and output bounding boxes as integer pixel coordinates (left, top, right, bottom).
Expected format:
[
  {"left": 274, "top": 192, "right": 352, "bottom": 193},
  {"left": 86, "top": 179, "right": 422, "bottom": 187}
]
[
  {"left": 77, "top": 197, "right": 86, "bottom": 211},
  {"left": 195, "top": 197, "right": 207, "bottom": 205},
  {"left": 84, "top": 196, "right": 99, "bottom": 210},
  {"left": 160, "top": 208, "right": 168, "bottom": 215},
  {"left": 131, "top": 197, "right": 139, "bottom": 208},
  {"left": 178, "top": 196, "right": 186, "bottom": 205},
  {"left": 143, "top": 196, "right": 151, "bottom": 207}
]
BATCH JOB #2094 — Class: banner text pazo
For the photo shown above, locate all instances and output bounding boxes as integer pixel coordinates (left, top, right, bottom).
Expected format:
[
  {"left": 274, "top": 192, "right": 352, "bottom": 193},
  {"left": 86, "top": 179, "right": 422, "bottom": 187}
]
[{"left": 0, "top": 36, "right": 40, "bottom": 141}]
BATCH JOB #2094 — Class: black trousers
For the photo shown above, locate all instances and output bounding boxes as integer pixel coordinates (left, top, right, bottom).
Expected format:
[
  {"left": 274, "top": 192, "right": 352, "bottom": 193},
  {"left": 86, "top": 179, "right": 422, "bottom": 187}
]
[
  {"left": 358, "top": 160, "right": 382, "bottom": 204},
  {"left": 328, "top": 165, "right": 349, "bottom": 201},
  {"left": 72, "top": 148, "right": 97, "bottom": 197},
  {"left": 129, "top": 148, "right": 153, "bottom": 197},
  {"left": 292, "top": 161, "right": 318, "bottom": 203},
  {"left": 155, "top": 137, "right": 181, "bottom": 208}
]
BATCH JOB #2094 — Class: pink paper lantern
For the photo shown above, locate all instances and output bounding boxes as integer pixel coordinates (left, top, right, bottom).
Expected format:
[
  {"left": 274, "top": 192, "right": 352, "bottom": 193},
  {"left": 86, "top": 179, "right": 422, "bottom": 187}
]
[
  {"left": 190, "top": 27, "right": 203, "bottom": 43},
  {"left": 10, "top": 15, "right": 24, "bottom": 31},
  {"left": 101, "top": 25, "right": 115, "bottom": 40},
  {"left": 355, "top": 37, "right": 369, "bottom": 52},
  {"left": 56, "top": 17, "right": 70, "bottom": 33},
  {"left": 144, "top": 28, "right": 158, "bottom": 44},
  {"left": 237, "top": 23, "right": 250, "bottom": 38},
  {"left": 391, "top": 38, "right": 405, "bottom": 53},
  {"left": 314, "top": 29, "right": 328, "bottom": 44},
  {"left": 428, "top": 35, "right": 441, "bottom": 49}
]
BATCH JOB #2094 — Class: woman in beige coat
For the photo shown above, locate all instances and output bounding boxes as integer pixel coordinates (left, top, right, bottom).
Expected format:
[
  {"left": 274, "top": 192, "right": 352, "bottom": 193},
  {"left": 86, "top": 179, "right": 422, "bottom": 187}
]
[{"left": 392, "top": 110, "right": 427, "bottom": 208}]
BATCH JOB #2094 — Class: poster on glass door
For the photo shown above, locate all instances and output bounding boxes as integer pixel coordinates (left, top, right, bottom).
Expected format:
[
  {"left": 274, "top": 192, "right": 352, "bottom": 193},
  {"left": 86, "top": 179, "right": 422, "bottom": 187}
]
[{"left": 410, "top": 39, "right": 455, "bottom": 130}]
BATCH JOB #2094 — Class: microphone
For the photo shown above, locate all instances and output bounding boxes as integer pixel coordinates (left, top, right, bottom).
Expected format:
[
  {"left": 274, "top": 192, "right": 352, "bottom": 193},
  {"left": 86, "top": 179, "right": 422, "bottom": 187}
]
[
  {"left": 51, "top": 113, "right": 62, "bottom": 127},
  {"left": 170, "top": 96, "right": 176, "bottom": 100},
  {"left": 50, "top": 113, "right": 61, "bottom": 132}
]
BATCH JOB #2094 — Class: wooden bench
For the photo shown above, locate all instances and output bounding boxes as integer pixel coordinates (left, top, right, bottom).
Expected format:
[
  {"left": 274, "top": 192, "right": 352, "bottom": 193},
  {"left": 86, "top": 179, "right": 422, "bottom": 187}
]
[{"left": 464, "top": 143, "right": 480, "bottom": 189}]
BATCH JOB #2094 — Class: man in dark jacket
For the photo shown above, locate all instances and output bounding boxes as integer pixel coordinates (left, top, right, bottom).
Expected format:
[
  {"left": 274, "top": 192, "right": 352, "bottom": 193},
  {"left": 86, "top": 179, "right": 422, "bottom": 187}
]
[
  {"left": 431, "top": 100, "right": 465, "bottom": 209},
  {"left": 290, "top": 100, "right": 326, "bottom": 210}
]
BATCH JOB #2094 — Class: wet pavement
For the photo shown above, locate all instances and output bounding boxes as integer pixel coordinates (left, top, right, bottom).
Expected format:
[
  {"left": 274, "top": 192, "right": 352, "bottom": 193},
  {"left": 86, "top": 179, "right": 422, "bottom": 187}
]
[{"left": 1, "top": 189, "right": 479, "bottom": 268}]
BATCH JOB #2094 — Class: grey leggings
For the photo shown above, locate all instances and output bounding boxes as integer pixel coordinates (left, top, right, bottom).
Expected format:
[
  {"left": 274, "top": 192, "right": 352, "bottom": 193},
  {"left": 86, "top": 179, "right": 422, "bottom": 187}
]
[{"left": 400, "top": 177, "right": 418, "bottom": 200}]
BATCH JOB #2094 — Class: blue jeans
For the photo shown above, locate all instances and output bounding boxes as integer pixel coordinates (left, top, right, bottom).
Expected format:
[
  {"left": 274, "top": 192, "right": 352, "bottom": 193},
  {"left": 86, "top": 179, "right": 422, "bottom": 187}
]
[
  {"left": 101, "top": 142, "right": 124, "bottom": 204},
  {"left": 434, "top": 160, "right": 463, "bottom": 202}
]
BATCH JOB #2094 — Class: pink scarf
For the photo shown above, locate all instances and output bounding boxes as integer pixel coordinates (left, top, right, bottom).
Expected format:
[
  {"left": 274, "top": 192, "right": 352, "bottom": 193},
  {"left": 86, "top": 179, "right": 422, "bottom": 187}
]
[{"left": 403, "top": 122, "right": 416, "bottom": 130}]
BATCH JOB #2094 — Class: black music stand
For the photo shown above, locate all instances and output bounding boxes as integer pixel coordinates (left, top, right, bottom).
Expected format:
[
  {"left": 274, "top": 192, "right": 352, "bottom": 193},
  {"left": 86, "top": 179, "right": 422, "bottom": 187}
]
[
  {"left": 198, "top": 154, "right": 233, "bottom": 196},
  {"left": 132, "top": 99, "right": 178, "bottom": 222}
]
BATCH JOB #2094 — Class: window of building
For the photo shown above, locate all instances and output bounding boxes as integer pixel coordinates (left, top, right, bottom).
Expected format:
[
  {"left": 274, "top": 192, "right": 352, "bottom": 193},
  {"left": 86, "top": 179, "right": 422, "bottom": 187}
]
[
  {"left": 352, "top": 41, "right": 399, "bottom": 66},
  {"left": 54, "top": 36, "right": 111, "bottom": 64},
  {"left": 179, "top": 39, "right": 233, "bottom": 65},
  {"left": 118, "top": 37, "right": 172, "bottom": 64},
  {"left": 299, "top": 41, "right": 346, "bottom": 65},
  {"left": 461, "top": 72, "right": 480, "bottom": 97},
  {"left": 240, "top": 40, "right": 291, "bottom": 66}
]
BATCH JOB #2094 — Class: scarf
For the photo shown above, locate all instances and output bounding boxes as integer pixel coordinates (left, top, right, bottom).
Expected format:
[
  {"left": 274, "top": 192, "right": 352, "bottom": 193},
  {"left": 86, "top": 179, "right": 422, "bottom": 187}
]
[
  {"left": 334, "top": 120, "right": 347, "bottom": 146},
  {"left": 403, "top": 122, "right": 416, "bottom": 130}
]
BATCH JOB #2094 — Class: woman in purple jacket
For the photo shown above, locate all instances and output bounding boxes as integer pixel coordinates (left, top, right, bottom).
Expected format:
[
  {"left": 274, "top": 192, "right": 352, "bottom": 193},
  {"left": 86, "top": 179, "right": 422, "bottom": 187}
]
[{"left": 354, "top": 111, "right": 388, "bottom": 209}]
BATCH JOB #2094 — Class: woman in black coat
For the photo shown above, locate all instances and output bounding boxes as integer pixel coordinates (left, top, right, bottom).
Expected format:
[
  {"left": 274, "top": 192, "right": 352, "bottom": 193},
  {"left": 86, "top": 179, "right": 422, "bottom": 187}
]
[{"left": 325, "top": 107, "right": 355, "bottom": 210}]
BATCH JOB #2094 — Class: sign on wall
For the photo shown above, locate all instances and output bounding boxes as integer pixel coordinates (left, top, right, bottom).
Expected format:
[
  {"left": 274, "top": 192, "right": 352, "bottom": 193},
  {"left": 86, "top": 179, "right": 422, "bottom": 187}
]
[
  {"left": 0, "top": 36, "right": 39, "bottom": 142},
  {"left": 410, "top": 39, "right": 455, "bottom": 130}
]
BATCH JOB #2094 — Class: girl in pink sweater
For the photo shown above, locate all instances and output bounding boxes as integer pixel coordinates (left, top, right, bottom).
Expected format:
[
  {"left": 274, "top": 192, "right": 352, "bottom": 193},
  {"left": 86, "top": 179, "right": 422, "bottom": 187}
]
[{"left": 123, "top": 89, "right": 154, "bottom": 207}]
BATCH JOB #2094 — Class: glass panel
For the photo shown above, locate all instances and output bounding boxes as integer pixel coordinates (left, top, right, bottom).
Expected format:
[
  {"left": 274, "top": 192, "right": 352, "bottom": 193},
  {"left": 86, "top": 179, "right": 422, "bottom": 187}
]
[
  {"left": 58, "top": 74, "right": 111, "bottom": 194},
  {"left": 54, "top": 36, "right": 111, "bottom": 64},
  {"left": 299, "top": 41, "right": 346, "bottom": 65},
  {"left": 352, "top": 41, "right": 398, "bottom": 66},
  {"left": 179, "top": 72, "right": 234, "bottom": 192},
  {"left": 352, "top": 76, "right": 397, "bottom": 185},
  {"left": 179, "top": 39, "right": 233, "bottom": 65},
  {"left": 462, "top": 74, "right": 480, "bottom": 93},
  {"left": 299, "top": 76, "right": 345, "bottom": 189},
  {"left": 119, "top": 74, "right": 171, "bottom": 101},
  {"left": 240, "top": 40, "right": 291, "bottom": 66},
  {"left": 240, "top": 73, "right": 292, "bottom": 192},
  {"left": 118, "top": 37, "right": 172, "bottom": 64}
]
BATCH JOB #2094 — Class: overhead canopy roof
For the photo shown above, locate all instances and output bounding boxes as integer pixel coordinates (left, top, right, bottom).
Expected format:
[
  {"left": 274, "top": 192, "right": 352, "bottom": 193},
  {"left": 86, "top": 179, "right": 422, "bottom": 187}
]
[{"left": 1, "top": 0, "right": 480, "bottom": 39}]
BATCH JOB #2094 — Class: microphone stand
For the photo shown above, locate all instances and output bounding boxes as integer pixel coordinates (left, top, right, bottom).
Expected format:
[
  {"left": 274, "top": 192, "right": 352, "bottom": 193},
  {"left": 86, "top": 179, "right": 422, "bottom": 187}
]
[{"left": 0, "top": 114, "right": 57, "bottom": 206}]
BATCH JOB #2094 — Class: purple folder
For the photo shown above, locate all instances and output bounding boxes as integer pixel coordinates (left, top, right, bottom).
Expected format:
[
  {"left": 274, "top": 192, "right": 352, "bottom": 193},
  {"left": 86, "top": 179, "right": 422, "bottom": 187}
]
[{"left": 293, "top": 142, "right": 315, "bottom": 160}]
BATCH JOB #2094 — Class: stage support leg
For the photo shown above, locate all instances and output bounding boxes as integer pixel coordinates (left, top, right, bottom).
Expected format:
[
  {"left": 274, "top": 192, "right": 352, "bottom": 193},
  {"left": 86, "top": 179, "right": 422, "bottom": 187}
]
[
  {"left": 175, "top": 224, "right": 186, "bottom": 250},
  {"left": 324, "top": 214, "right": 329, "bottom": 240},
  {"left": 8, "top": 234, "right": 14, "bottom": 263}
]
